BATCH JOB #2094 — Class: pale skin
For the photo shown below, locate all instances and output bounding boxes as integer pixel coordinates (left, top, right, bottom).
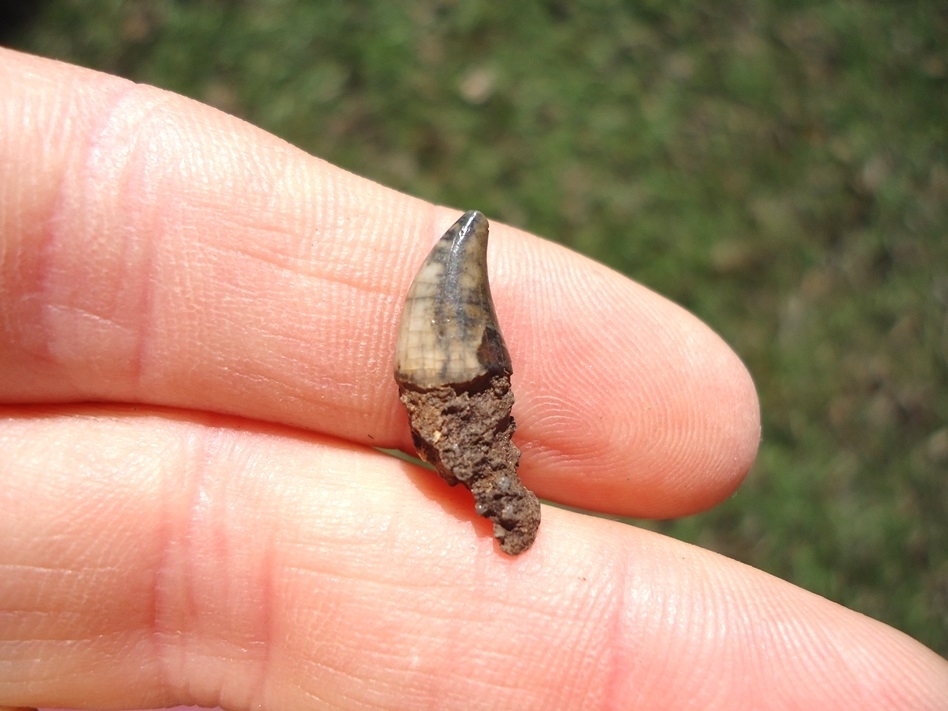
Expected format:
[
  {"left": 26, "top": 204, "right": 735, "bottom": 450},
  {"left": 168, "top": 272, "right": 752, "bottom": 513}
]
[{"left": 0, "top": 48, "right": 946, "bottom": 711}]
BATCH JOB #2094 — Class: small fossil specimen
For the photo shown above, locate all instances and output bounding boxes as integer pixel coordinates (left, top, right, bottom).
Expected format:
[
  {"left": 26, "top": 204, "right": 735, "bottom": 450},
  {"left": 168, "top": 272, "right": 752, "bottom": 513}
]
[{"left": 394, "top": 210, "right": 540, "bottom": 555}]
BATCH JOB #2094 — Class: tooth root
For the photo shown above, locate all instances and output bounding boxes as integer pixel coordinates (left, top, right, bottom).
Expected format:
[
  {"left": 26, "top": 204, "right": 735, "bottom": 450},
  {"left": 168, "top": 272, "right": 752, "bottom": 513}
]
[
  {"left": 394, "top": 210, "right": 512, "bottom": 390},
  {"left": 394, "top": 211, "right": 540, "bottom": 556}
]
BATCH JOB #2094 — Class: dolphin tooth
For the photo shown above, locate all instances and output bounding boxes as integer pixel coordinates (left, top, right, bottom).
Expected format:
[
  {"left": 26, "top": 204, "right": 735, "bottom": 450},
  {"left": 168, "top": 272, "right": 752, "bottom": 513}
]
[{"left": 394, "top": 210, "right": 540, "bottom": 556}]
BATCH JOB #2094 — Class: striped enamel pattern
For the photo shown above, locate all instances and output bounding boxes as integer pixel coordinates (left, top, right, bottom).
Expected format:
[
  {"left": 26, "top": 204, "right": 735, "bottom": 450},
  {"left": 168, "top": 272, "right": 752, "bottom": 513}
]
[{"left": 394, "top": 211, "right": 512, "bottom": 389}]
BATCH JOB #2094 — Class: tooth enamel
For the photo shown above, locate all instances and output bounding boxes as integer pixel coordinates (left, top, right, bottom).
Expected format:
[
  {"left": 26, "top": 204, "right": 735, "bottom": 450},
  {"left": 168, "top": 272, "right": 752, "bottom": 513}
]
[
  {"left": 394, "top": 210, "right": 541, "bottom": 556},
  {"left": 394, "top": 210, "right": 512, "bottom": 389}
]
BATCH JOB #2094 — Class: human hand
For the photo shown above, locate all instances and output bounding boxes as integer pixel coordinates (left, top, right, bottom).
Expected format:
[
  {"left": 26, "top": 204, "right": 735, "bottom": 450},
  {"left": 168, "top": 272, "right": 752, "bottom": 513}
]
[{"left": 1, "top": 48, "right": 946, "bottom": 710}]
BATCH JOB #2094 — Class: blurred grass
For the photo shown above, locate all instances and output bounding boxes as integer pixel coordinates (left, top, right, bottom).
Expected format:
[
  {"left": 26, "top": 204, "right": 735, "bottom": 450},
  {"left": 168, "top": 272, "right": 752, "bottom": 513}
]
[{"left": 7, "top": 0, "right": 947, "bottom": 656}]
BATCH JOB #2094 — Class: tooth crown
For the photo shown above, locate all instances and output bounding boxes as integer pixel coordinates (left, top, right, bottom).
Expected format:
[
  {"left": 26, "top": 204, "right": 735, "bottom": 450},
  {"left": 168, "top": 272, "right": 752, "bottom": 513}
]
[{"left": 395, "top": 210, "right": 512, "bottom": 389}]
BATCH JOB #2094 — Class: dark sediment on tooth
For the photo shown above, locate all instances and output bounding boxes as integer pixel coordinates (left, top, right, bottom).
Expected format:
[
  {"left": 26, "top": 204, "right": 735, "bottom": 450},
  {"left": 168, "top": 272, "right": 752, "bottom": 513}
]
[{"left": 397, "top": 374, "right": 540, "bottom": 556}]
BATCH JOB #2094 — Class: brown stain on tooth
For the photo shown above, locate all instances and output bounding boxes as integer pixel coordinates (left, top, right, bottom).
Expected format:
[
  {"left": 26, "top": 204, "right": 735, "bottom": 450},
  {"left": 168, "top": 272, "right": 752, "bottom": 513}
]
[{"left": 394, "top": 211, "right": 540, "bottom": 556}]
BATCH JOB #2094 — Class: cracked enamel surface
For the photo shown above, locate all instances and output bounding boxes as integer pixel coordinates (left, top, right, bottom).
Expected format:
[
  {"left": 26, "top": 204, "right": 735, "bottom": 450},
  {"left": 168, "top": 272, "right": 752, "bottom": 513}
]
[{"left": 394, "top": 210, "right": 512, "bottom": 390}]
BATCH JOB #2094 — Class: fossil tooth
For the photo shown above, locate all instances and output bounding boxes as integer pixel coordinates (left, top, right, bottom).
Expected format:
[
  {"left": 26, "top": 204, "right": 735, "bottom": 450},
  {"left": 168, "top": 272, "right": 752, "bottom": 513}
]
[
  {"left": 394, "top": 210, "right": 540, "bottom": 556},
  {"left": 394, "top": 210, "right": 513, "bottom": 389}
]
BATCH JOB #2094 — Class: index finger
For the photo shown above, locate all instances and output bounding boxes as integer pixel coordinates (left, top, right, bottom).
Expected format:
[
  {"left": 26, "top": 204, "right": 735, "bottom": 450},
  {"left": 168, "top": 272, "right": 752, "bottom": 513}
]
[{"left": 0, "top": 48, "right": 759, "bottom": 517}]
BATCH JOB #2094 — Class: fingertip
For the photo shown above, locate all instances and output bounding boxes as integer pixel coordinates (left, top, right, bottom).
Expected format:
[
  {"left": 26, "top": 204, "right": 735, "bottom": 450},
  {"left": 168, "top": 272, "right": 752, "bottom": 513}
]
[{"left": 494, "top": 234, "right": 761, "bottom": 516}]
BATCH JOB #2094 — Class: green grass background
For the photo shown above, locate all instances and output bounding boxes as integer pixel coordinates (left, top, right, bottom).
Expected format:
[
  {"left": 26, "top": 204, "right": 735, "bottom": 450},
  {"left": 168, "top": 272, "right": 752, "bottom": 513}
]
[{"left": 6, "top": 0, "right": 947, "bottom": 657}]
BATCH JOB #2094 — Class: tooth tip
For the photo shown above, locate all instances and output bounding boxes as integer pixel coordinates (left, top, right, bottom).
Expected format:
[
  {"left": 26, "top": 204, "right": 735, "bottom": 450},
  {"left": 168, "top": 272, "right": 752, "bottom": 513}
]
[
  {"left": 458, "top": 209, "right": 486, "bottom": 231},
  {"left": 440, "top": 210, "right": 488, "bottom": 251}
]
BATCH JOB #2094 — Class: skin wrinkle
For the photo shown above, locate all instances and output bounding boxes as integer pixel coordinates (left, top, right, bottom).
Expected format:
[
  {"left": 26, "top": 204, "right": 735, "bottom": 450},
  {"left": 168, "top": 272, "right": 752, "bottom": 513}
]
[
  {"left": 152, "top": 420, "right": 197, "bottom": 707},
  {"left": 117, "top": 96, "right": 210, "bottom": 400},
  {"left": 43, "top": 82, "right": 163, "bottom": 398},
  {"left": 162, "top": 424, "right": 254, "bottom": 709},
  {"left": 130, "top": 165, "right": 159, "bottom": 397},
  {"left": 165, "top": 423, "right": 231, "bottom": 707},
  {"left": 223, "top": 431, "right": 277, "bottom": 708},
  {"left": 21, "top": 113, "right": 65, "bottom": 372}
]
